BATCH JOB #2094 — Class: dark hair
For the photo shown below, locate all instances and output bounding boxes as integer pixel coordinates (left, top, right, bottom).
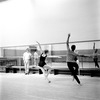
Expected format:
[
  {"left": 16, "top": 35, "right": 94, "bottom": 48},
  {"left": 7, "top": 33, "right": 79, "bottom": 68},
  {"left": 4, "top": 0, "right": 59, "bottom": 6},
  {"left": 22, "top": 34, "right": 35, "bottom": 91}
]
[
  {"left": 71, "top": 45, "right": 76, "bottom": 51},
  {"left": 34, "top": 49, "right": 37, "bottom": 52},
  {"left": 44, "top": 50, "right": 49, "bottom": 54},
  {"left": 95, "top": 49, "right": 98, "bottom": 53},
  {"left": 26, "top": 48, "right": 30, "bottom": 51}
]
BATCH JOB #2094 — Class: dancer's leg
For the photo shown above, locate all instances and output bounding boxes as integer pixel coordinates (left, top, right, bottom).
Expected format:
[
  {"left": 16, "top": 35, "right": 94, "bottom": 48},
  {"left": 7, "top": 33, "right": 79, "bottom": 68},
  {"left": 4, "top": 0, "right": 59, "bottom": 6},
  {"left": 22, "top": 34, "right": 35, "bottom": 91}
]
[
  {"left": 94, "top": 58, "right": 99, "bottom": 68},
  {"left": 74, "top": 63, "right": 79, "bottom": 75},
  {"left": 32, "top": 65, "right": 51, "bottom": 83},
  {"left": 67, "top": 62, "right": 81, "bottom": 84},
  {"left": 43, "top": 65, "right": 52, "bottom": 83},
  {"left": 24, "top": 62, "right": 27, "bottom": 74},
  {"left": 44, "top": 65, "right": 52, "bottom": 77},
  {"left": 27, "top": 61, "right": 30, "bottom": 74}
]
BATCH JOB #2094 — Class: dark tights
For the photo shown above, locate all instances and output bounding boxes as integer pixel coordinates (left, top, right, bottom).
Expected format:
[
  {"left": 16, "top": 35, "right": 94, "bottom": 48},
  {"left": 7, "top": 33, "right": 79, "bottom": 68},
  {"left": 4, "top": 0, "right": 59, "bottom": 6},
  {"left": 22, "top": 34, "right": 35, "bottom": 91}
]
[{"left": 67, "top": 62, "right": 80, "bottom": 84}]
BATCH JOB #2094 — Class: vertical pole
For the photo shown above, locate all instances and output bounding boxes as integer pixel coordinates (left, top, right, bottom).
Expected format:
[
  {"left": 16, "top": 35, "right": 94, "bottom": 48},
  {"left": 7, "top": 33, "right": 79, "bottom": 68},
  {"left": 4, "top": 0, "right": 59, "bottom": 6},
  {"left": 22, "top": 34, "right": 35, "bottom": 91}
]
[{"left": 81, "top": 57, "right": 83, "bottom": 69}]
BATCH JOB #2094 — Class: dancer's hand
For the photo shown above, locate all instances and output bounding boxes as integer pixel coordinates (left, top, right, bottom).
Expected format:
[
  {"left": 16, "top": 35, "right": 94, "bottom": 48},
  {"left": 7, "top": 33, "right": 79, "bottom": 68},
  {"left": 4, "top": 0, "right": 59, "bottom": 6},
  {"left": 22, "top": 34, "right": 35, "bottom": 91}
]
[
  {"left": 36, "top": 41, "right": 43, "bottom": 53},
  {"left": 36, "top": 41, "right": 39, "bottom": 44},
  {"left": 68, "top": 33, "right": 70, "bottom": 37}
]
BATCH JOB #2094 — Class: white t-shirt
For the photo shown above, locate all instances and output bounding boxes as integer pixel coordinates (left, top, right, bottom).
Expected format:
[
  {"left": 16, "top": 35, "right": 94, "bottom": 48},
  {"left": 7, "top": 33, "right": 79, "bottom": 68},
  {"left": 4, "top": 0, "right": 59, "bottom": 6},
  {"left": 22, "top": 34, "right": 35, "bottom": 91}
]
[
  {"left": 66, "top": 50, "right": 78, "bottom": 62},
  {"left": 34, "top": 52, "right": 39, "bottom": 59},
  {"left": 33, "top": 52, "right": 39, "bottom": 65},
  {"left": 23, "top": 52, "right": 32, "bottom": 61}
]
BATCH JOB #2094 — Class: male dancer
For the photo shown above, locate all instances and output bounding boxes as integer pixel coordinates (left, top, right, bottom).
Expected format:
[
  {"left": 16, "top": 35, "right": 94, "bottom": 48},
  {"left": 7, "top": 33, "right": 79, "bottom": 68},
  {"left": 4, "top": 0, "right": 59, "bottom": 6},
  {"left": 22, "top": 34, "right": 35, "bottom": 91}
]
[{"left": 66, "top": 34, "right": 82, "bottom": 85}]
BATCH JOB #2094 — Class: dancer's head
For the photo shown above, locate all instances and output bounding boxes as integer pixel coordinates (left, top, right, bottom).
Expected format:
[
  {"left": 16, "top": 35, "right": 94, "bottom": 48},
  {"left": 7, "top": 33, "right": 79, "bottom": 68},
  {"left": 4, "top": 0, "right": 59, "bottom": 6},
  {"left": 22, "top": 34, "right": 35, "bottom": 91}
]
[
  {"left": 34, "top": 48, "right": 37, "bottom": 52},
  {"left": 95, "top": 49, "right": 98, "bottom": 53},
  {"left": 44, "top": 50, "right": 49, "bottom": 54},
  {"left": 26, "top": 48, "right": 30, "bottom": 52},
  {"left": 71, "top": 45, "right": 76, "bottom": 51}
]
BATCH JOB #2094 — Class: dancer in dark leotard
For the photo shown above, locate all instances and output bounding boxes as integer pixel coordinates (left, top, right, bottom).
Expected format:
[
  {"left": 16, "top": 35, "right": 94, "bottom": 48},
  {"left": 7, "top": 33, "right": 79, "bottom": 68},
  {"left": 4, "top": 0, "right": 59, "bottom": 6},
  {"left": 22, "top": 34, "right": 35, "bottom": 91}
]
[
  {"left": 39, "top": 52, "right": 47, "bottom": 67},
  {"left": 36, "top": 41, "right": 52, "bottom": 83}
]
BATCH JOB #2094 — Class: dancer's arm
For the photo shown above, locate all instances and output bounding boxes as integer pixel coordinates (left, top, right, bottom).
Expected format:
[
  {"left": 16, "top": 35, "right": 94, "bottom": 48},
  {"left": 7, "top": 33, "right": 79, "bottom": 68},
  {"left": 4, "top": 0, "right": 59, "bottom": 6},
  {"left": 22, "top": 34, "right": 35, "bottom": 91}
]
[
  {"left": 79, "top": 43, "right": 96, "bottom": 58},
  {"left": 36, "top": 41, "right": 43, "bottom": 54},
  {"left": 93, "top": 42, "right": 95, "bottom": 56},
  {"left": 76, "top": 53, "right": 90, "bottom": 58},
  {"left": 66, "top": 33, "right": 70, "bottom": 51},
  {"left": 93, "top": 42, "right": 95, "bottom": 51}
]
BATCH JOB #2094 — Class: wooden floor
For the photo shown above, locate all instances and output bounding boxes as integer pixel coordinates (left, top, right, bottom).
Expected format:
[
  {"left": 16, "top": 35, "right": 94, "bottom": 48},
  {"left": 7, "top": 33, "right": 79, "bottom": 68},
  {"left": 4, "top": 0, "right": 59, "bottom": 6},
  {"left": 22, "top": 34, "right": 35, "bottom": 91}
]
[{"left": 0, "top": 73, "right": 100, "bottom": 100}]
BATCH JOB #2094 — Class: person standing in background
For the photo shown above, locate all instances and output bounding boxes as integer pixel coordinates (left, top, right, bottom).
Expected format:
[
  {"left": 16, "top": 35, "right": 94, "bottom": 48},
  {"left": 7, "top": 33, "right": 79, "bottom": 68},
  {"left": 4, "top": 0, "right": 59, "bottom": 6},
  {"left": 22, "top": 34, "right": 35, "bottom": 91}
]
[
  {"left": 93, "top": 43, "right": 99, "bottom": 68},
  {"left": 23, "top": 48, "right": 32, "bottom": 75},
  {"left": 33, "top": 49, "right": 39, "bottom": 66}
]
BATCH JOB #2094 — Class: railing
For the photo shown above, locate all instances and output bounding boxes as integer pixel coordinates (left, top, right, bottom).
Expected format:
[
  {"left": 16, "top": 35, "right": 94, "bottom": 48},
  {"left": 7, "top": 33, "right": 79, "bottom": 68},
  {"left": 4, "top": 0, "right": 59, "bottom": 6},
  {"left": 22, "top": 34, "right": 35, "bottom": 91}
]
[{"left": 0, "top": 39, "right": 100, "bottom": 68}]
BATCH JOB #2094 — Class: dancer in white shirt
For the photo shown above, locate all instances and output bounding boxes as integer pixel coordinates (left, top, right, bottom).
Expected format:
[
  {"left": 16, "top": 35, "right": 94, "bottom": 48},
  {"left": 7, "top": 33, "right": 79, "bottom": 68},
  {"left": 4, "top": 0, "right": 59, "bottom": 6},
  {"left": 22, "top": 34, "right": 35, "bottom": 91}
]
[{"left": 66, "top": 34, "right": 86, "bottom": 85}]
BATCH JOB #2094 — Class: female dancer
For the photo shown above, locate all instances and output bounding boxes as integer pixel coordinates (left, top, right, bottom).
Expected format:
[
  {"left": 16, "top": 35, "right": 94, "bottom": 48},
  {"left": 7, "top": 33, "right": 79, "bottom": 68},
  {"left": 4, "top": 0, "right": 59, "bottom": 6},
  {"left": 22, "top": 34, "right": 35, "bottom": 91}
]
[{"left": 36, "top": 41, "right": 52, "bottom": 83}]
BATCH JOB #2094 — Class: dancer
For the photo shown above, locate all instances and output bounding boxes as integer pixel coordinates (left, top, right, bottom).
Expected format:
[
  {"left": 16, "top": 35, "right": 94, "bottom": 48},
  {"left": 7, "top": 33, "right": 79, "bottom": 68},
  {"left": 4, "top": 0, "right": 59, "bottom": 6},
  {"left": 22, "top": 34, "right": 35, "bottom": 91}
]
[
  {"left": 33, "top": 48, "right": 44, "bottom": 74},
  {"left": 93, "top": 43, "right": 99, "bottom": 68},
  {"left": 36, "top": 41, "right": 52, "bottom": 83},
  {"left": 23, "top": 48, "right": 32, "bottom": 75},
  {"left": 73, "top": 54, "right": 80, "bottom": 81},
  {"left": 66, "top": 33, "right": 82, "bottom": 85}
]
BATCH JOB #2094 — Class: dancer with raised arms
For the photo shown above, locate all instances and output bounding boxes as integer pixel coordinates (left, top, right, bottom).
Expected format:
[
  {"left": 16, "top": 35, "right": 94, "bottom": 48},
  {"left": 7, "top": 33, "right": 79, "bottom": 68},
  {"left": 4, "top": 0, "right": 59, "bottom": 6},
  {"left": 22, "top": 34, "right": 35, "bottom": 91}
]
[
  {"left": 66, "top": 33, "right": 88, "bottom": 85},
  {"left": 36, "top": 41, "right": 52, "bottom": 83}
]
